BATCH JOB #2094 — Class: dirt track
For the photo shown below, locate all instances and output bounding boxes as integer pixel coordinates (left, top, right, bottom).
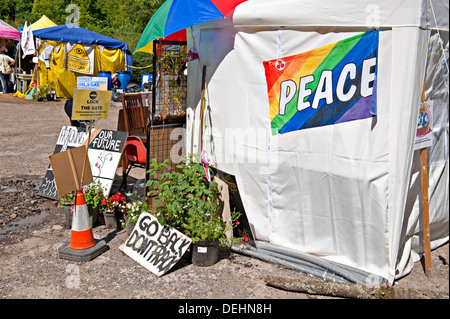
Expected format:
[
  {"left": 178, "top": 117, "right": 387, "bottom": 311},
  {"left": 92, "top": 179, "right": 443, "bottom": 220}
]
[{"left": 0, "top": 93, "right": 448, "bottom": 304}]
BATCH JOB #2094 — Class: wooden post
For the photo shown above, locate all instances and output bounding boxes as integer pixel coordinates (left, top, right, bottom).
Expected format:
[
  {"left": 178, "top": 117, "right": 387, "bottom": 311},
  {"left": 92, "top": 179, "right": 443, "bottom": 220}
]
[
  {"left": 67, "top": 149, "right": 80, "bottom": 191},
  {"left": 199, "top": 65, "right": 207, "bottom": 151},
  {"left": 420, "top": 86, "right": 432, "bottom": 276},
  {"left": 80, "top": 121, "right": 92, "bottom": 188}
]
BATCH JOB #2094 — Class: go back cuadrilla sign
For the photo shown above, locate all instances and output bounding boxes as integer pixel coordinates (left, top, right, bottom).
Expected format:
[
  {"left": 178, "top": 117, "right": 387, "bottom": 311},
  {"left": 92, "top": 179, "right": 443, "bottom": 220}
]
[
  {"left": 264, "top": 29, "right": 379, "bottom": 134},
  {"left": 122, "top": 213, "right": 192, "bottom": 276}
]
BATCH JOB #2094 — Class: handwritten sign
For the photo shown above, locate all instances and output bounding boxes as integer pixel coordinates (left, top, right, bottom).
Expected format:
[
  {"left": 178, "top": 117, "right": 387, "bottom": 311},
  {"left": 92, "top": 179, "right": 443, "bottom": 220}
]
[
  {"left": 88, "top": 130, "right": 127, "bottom": 196},
  {"left": 72, "top": 89, "right": 111, "bottom": 120},
  {"left": 77, "top": 77, "right": 108, "bottom": 91},
  {"left": 122, "top": 213, "right": 192, "bottom": 276},
  {"left": 414, "top": 101, "right": 434, "bottom": 150},
  {"left": 40, "top": 126, "right": 89, "bottom": 199}
]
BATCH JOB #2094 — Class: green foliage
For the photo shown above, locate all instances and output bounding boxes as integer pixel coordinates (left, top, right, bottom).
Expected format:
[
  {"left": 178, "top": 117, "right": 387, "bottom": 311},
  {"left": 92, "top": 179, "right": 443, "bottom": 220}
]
[
  {"left": 82, "top": 180, "right": 105, "bottom": 209},
  {"left": 146, "top": 155, "right": 242, "bottom": 244},
  {"left": 33, "top": 81, "right": 55, "bottom": 102},
  {"left": 56, "top": 191, "right": 74, "bottom": 208},
  {"left": 183, "top": 202, "right": 242, "bottom": 244},
  {"left": 55, "top": 180, "right": 104, "bottom": 209},
  {"left": 146, "top": 155, "right": 219, "bottom": 229}
]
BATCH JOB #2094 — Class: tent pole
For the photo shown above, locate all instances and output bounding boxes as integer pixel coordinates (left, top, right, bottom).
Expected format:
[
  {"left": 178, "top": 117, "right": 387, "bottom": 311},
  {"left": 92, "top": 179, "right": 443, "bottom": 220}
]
[
  {"left": 199, "top": 65, "right": 206, "bottom": 152},
  {"left": 420, "top": 85, "right": 432, "bottom": 277}
]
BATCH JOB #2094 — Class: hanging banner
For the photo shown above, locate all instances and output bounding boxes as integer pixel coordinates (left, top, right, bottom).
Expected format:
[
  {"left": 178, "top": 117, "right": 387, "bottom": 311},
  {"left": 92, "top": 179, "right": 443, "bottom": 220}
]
[
  {"left": 21, "top": 22, "right": 35, "bottom": 57},
  {"left": 414, "top": 100, "right": 434, "bottom": 150},
  {"left": 66, "top": 43, "right": 95, "bottom": 74},
  {"left": 263, "top": 29, "right": 379, "bottom": 134}
]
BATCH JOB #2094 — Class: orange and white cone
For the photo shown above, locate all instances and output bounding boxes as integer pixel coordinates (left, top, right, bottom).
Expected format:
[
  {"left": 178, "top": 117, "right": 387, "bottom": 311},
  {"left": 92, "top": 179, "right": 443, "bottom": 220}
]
[{"left": 69, "top": 190, "right": 95, "bottom": 250}]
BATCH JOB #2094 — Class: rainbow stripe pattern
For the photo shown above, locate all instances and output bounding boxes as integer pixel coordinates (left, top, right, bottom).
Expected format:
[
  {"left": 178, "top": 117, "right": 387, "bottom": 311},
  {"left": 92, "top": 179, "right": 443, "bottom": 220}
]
[{"left": 263, "top": 29, "right": 379, "bottom": 134}]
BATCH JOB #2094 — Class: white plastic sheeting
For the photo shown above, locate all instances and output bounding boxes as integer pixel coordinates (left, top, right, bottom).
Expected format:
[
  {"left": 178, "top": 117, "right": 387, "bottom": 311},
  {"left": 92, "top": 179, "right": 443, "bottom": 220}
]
[{"left": 185, "top": 0, "right": 449, "bottom": 284}]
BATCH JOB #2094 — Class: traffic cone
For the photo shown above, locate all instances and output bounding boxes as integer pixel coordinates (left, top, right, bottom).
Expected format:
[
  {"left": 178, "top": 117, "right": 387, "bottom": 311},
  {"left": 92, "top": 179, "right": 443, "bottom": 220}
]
[{"left": 69, "top": 190, "right": 95, "bottom": 250}]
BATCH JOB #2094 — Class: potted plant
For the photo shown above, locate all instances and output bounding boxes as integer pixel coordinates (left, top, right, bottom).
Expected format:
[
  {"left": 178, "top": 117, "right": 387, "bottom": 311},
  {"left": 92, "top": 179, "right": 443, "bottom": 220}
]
[
  {"left": 146, "top": 154, "right": 242, "bottom": 266},
  {"left": 182, "top": 197, "right": 241, "bottom": 266},
  {"left": 82, "top": 181, "right": 105, "bottom": 226},
  {"left": 33, "top": 81, "right": 56, "bottom": 102},
  {"left": 100, "top": 191, "right": 126, "bottom": 230},
  {"left": 146, "top": 154, "right": 217, "bottom": 230}
]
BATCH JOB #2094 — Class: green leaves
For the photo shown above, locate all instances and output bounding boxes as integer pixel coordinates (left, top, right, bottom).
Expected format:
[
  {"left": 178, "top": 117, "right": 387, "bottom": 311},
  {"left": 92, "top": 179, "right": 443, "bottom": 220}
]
[{"left": 145, "top": 155, "right": 242, "bottom": 244}]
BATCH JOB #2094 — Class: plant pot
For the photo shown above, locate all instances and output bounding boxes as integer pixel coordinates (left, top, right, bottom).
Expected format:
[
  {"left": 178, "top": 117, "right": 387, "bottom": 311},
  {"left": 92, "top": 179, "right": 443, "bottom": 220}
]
[
  {"left": 104, "top": 212, "right": 118, "bottom": 230},
  {"left": 63, "top": 205, "right": 73, "bottom": 229},
  {"left": 191, "top": 240, "right": 220, "bottom": 267},
  {"left": 126, "top": 221, "right": 136, "bottom": 235},
  {"left": 88, "top": 205, "right": 99, "bottom": 226}
]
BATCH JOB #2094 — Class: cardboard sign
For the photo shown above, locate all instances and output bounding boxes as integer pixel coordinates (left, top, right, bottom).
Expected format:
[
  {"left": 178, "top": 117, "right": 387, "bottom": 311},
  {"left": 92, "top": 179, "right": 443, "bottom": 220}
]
[
  {"left": 39, "top": 126, "right": 89, "bottom": 199},
  {"left": 72, "top": 89, "right": 112, "bottom": 120},
  {"left": 49, "top": 146, "right": 93, "bottom": 196},
  {"left": 414, "top": 101, "right": 434, "bottom": 150},
  {"left": 122, "top": 213, "right": 192, "bottom": 276},
  {"left": 88, "top": 130, "right": 128, "bottom": 196},
  {"left": 77, "top": 77, "right": 108, "bottom": 91}
]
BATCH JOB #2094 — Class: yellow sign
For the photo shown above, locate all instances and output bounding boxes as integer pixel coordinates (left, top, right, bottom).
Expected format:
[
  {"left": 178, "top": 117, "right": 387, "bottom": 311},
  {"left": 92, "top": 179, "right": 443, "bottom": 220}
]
[
  {"left": 67, "top": 44, "right": 92, "bottom": 74},
  {"left": 72, "top": 89, "right": 112, "bottom": 120}
]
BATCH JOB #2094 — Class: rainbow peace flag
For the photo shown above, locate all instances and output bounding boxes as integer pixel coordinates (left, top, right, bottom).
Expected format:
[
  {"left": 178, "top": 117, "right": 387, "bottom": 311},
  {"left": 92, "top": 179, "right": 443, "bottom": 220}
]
[{"left": 263, "top": 29, "right": 379, "bottom": 134}]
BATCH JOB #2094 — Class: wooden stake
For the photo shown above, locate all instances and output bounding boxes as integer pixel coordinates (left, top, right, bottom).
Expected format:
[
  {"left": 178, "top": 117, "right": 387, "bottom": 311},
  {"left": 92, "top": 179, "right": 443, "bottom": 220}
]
[
  {"left": 199, "top": 65, "right": 207, "bottom": 151},
  {"left": 67, "top": 149, "right": 80, "bottom": 191},
  {"left": 420, "top": 85, "right": 432, "bottom": 277},
  {"left": 80, "top": 121, "right": 92, "bottom": 188},
  {"left": 420, "top": 148, "right": 432, "bottom": 276}
]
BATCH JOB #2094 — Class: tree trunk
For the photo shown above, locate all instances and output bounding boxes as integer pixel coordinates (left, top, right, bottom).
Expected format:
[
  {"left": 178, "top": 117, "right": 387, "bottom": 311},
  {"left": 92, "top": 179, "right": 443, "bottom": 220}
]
[{"left": 264, "top": 275, "right": 449, "bottom": 299}]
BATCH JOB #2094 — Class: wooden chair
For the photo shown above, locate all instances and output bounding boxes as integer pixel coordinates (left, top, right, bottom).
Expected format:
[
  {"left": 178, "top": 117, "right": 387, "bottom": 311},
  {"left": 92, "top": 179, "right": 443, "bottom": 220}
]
[
  {"left": 121, "top": 93, "right": 147, "bottom": 138},
  {"left": 121, "top": 93, "right": 148, "bottom": 189}
]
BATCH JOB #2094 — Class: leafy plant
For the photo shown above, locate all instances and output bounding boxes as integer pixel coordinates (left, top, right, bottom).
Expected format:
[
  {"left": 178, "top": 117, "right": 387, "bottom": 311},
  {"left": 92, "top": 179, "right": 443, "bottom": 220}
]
[
  {"left": 146, "top": 155, "right": 218, "bottom": 229},
  {"left": 82, "top": 180, "right": 105, "bottom": 209},
  {"left": 182, "top": 200, "right": 242, "bottom": 244},
  {"left": 55, "top": 181, "right": 104, "bottom": 209},
  {"left": 146, "top": 154, "right": 242, "bottom": 244},
  {"left": 33, "top": 81, "right": 55, "bottom": 102},
  {"left": 55, "top": 191, "right": 75, "bottom": 208}
]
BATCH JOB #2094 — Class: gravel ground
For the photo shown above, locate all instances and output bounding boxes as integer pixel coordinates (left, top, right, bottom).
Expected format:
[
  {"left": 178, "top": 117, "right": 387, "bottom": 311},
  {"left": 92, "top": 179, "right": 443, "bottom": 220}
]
[{"left": 0, "top": 93, "right": 448, "bottom": 306}]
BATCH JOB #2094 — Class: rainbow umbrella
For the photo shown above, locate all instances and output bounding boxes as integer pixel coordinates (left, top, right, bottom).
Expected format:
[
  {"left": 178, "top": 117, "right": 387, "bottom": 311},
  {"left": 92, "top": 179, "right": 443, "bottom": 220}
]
[{"left": 135, "top": 0, "right": 248, "bottom": 54}]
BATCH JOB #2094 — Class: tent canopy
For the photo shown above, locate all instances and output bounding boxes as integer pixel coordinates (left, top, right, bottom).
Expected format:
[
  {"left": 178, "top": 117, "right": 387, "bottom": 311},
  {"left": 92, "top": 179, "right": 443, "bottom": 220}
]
[
  {"left": 0, "top": 20, "right": 21, "bottom": 40},
  {"left": 33, "top": 24, "right": 132, "bottom": 98},
  {"left": 30, "top": 15, "right": 57, "bottom": 31},
  {"left": 33, "top": 24, "right": 130, "bottom": 52},
  {"left": 200, "top": 0, "right": 449, "bottom": 30},
  {"left": 186, "top": 0, "right": 449, "bottom": 285}
]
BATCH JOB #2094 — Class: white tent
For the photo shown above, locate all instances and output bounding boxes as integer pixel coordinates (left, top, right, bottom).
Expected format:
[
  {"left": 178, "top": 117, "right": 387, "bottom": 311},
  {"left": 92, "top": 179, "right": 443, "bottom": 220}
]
[{"left": 185, "top": 0, "right": 449, "bottom": 285}]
